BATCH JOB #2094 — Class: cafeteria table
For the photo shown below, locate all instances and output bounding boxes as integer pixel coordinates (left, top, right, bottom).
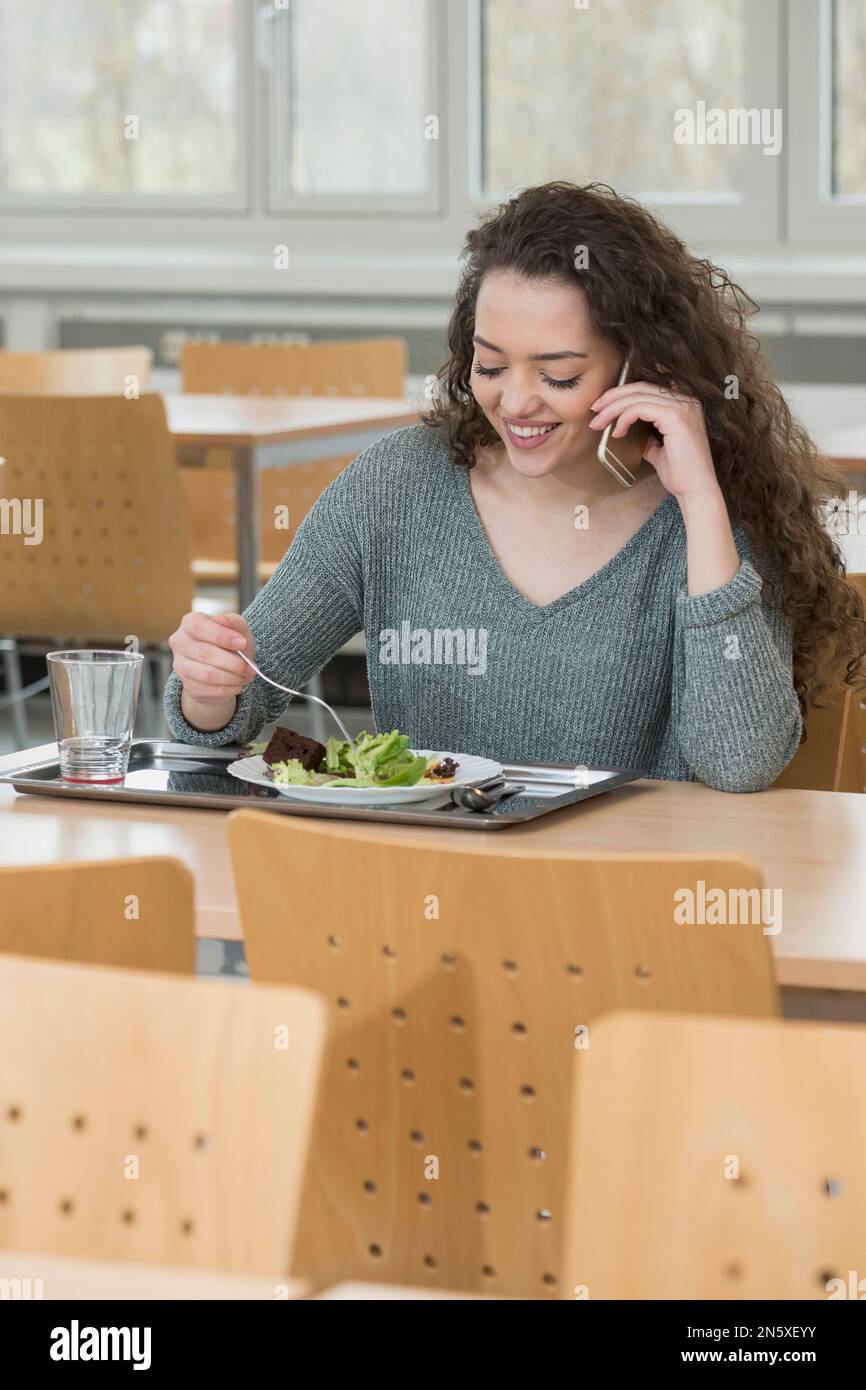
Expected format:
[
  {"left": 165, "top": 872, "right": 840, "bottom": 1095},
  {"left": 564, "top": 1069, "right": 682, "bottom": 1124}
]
[
  {"left": 165, "top": 394, "right": 420, "bottom": 609},
  {"left": 2, "top": 744, "right": 865, "bottom": 1010}
]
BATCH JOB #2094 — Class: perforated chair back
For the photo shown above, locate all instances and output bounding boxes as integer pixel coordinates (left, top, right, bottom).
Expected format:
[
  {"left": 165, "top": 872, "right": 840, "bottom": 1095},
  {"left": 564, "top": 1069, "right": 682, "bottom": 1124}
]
[
  {"left": 0, "top": 955, "right": 327, "bottom": 1275},
  {"left": 229, "top": 811, "right": 779, "bottom": 1298},
  {"left": 0, "top": 393, "right": 193, "bottom": 641},
  {"left": 773, "top": 572, "right": 866, "bottom": 791},
  {"left": 181, "top": 454, "right": 355, "bottom": 580},
  {"left": 563, "top": 1011, "right": 866, "bottom": 1299},
  {"left": 181, "top": 337, "right": 406, "bottom": 398}
]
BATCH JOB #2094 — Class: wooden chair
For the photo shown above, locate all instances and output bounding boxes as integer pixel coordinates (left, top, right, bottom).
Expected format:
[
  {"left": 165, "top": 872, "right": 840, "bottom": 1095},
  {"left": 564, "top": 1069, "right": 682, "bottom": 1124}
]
[
  {"left": 179, "top": 337, "right": 406, "bottom": 586},
  {"left": 0, "top": 392, "right": 197, "bottom": 744},
  {"left": 841, "top": 681, "right": 866, "bottom": 793},
  {"left": 228, "top": 811, "right": 779, "bottom": 1299},
  {"left": 180, "top": 337, "right": 407, "bottom": 398},
  {"left": 180, "top": 454, "right": 356, "bottom": 584},
  {"left": 0, "top": 858, "right": 194, "bottom": 973},
  {"left": 0, "top": 1251, "right": 310, "bottom": 1300},
  {"left": 0, "top": 347, "right": 152, "bottom": 395},
  {"left": 0, "top": 955, "right": 327, "bottom": 1277},
  {"left": 773, "top": 573, "right": 866, "bottom": 792},
  {"left": 563, "top": 1010, "right": 866, "bottom": 1299},
  {"left": 0, "top": 393, "right": 192, "bottom": 642}
]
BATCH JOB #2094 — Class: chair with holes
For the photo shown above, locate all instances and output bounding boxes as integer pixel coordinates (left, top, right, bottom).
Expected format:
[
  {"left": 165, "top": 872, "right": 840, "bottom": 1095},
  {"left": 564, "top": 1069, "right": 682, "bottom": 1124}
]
[
  {"left": 180, "top": 454, "right": 356, "bottom": 586},
  {"left": 771, "top": 573, "right": 866, "bottom": 792},
  {"left": 181, "top": 336, "right": 406, "bottom": 399},
  {"left": 0, "top": 858, "right": 194, "bottom": 973},
  {"left": 0, "top": 954, "right": 327, "bottom": 1278},
  {"left": 0, "top": 392, "right": 200, "bottom": 745},
  {"left": 228, "top": 810, "right": 780, "bottom": 1299},
  {"left": 0, "top": 347, "right": 153, "bottom": 396},
  {"left": 562, "top": 1010, "right": 866, "bottom": 1299}
]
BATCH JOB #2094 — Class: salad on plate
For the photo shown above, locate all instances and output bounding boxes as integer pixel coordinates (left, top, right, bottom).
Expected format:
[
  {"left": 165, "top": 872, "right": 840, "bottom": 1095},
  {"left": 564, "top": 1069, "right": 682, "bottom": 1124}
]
[{"left": 248, "top": 728, "right": 459, "bottom": 789}]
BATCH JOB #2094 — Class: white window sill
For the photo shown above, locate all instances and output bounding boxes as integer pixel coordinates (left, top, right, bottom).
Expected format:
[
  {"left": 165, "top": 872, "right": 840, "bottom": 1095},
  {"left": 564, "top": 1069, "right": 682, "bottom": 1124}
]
[{"left": 2, "top": 244, "right": 866, "bottom": 305}]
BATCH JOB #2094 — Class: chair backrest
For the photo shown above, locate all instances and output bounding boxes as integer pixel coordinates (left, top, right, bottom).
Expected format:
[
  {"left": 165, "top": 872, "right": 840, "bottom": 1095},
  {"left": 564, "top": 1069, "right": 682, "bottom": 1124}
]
[
  {"left": 0, "top": 348, "right": 152, "bottom": 395},
  {"left": 0, "top": 393, "right": 193, "bottom": 641},
  {"left": 563, "top": 1010, "right": 866, "bottom": 1299},
  {"left": 180, "top": 337, "right": 407, "bottom": 398},
  {"left": 773, "top": 572, "right": 866, "bottom": 791},
  {"left": 228, "top": 810, "right": 779, "bottom": 1298},
  {"left": 839, "top": 682, "right": 866, "bottom": 793},
  {"left": 181, "top": 455, "right": 355, "bottom": 568},
  {"left": 841, "top": 573, "right": 866, "bottom": 792},
  {"left": 0, "top": 858, "right": 194, "bottom": 973},
  {"left": 0, "top": 954, "right": 327, "bottom": 1276}
]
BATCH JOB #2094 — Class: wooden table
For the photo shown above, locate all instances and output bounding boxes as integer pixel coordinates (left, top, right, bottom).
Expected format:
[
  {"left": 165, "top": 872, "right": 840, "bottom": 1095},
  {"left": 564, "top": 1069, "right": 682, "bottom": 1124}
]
[
  {"left": 2, "top": 745, "right": 864, "bottom": 994},
  {"left": 165, "top": 394, "right": 420, "bottom": 608}
]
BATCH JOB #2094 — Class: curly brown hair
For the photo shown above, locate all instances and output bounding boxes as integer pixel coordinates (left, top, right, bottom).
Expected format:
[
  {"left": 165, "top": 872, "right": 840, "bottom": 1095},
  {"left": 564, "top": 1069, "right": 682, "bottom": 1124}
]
[{"left": 423, "top": 180, "right": 866, "bottom": 718}]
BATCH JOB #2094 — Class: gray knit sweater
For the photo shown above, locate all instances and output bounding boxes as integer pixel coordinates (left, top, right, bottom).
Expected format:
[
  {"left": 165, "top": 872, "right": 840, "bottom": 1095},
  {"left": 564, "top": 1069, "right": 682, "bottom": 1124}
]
[{"left": 164, "top": 423, "right": 803, "bottom": 792}]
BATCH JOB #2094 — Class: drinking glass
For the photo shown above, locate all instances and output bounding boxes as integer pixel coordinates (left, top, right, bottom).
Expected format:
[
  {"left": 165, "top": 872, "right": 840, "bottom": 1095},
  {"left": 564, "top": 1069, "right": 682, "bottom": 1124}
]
[{"left": 47, "top": 649, "right": 144, "bottom": 783}]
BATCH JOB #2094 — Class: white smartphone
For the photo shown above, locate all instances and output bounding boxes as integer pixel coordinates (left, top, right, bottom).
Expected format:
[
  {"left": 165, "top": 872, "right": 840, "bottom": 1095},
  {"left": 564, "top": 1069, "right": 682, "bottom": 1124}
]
[{"left": 596, "top": 356, "right": 652, "bottom": 488}]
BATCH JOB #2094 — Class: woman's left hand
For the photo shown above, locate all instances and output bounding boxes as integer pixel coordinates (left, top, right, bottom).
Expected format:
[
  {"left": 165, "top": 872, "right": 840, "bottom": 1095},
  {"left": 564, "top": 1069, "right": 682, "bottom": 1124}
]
[{"left": 588, "top": 381, "right": 720, "bottom": 504}]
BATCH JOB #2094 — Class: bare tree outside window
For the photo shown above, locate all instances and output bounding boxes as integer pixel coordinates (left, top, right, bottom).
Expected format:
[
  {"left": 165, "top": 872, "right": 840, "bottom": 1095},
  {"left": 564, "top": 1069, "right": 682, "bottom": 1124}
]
[
  {"left": 0, "top": 0, "right": 238, "bottom": 195},
  {"left": 482, "top": 0, "right": 745, "bottom": 197},
  {"left": 833, "top": 0, "right": 866, "bottom": 196}
]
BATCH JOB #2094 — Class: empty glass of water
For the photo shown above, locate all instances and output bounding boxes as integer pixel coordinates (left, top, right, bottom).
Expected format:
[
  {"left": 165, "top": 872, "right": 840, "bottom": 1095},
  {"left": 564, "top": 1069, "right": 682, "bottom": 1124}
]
[{"left": 47, "top": 650, "right": 144, "bottom": 783}]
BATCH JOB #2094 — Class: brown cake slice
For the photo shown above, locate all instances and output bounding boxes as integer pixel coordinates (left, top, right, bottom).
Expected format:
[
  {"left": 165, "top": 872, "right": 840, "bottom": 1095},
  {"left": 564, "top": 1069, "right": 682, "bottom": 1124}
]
[{"left": 261, "top": 726, "right": 326, "bottom": 772}]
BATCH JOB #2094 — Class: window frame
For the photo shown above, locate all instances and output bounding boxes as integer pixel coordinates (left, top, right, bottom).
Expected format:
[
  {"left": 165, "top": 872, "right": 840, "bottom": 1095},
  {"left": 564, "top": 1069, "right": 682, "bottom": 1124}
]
[
  {"left": 473, "top": 0, "right": 784, "bottom": 248},
  {"left": 787, "top": 0, "right": 866, "bottom": 248},
  {"left": 264, "top": 0, "right": 445, "bottom": 216},
  {"left": 0, "top": 0, "right": 862, "bottom": 298},
  {"left": 0, "top": 0, "right": 252, "bottom": 214}
]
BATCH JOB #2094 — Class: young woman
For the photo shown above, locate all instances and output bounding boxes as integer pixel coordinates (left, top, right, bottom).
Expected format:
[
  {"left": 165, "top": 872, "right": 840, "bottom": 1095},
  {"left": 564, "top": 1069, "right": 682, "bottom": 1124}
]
[{"left": 165, "top": 182, "right": 865, "bottom": 792}]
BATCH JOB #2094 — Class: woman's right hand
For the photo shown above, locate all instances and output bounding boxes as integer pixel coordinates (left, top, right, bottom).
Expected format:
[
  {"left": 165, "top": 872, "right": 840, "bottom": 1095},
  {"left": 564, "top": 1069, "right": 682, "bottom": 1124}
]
[{"left": 169, "top": 611, "right": 256, "bottom": 730}]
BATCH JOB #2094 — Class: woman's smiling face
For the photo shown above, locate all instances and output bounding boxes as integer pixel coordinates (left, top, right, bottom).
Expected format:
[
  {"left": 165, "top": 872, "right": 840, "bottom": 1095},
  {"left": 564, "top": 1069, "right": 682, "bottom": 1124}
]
[{"left": 470, "top": 269, "right": 623, "bottom": 477}]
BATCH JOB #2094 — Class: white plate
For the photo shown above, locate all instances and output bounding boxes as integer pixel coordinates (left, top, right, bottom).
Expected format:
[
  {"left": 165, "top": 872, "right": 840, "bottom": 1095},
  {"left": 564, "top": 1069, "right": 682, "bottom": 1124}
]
[{"left": 227, "top": 750, "right": 503, "bottom": 807}]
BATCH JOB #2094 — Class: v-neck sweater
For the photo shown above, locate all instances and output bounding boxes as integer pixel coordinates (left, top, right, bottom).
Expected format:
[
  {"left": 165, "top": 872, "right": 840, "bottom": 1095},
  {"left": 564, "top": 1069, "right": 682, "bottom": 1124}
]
[{"left": 164, "top": 423, "right": 803, "bottom": 792}]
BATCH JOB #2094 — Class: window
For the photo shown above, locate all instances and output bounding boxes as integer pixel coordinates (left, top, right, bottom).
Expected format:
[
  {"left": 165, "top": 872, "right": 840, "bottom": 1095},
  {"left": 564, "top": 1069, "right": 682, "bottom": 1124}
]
[
  {"left": 482, "top": 0, "right": 745, "bottom": 198},
  {"left": 479, "top": 0, "right": 780, "bottom": 245},
  {"left": 789, "top": 0, "right": 866, "bottom": 247},
  {"left": 0, "top": 0, "right": 863, "bottom": 265},
  {"left": 832, "top": 0, "right": 866, "bottom": 197},
  {"left": 267, "top": 0, "right": 441, "bottom": 212},
  {"left": 0, "top": 0, "right": 243, "bottom": 205}
]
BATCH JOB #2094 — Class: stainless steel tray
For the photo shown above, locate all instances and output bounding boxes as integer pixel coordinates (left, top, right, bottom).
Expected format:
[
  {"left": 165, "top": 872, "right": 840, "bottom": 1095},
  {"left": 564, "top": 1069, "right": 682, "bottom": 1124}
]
[{"left": 0, "top": 739, "right": 644, "bottom": 831}]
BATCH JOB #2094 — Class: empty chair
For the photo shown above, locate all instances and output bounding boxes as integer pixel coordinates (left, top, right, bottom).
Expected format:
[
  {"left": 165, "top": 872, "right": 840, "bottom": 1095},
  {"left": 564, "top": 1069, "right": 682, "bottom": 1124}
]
[
  {"left": 0, "top": 393, "right": 192, "bottom": 640},
  {"left": 0, "top": 955, "right": 327, "bottom": 1277},
  {"left": 841, "top": 674, "right": 866, "bottom": 793},
  {"left": 772, "top": 572, "right": 866, "bottom": 792},
  {"left": 180, "top": 337, "right": 407, "bottom": 398},
  {"left": 562, "top": 1011, "right": 866, "bottom": 1299},
  {"left": 0, "top": 857, "right": 194, "bottom": 973},
  {"left": 181, "top": 454, "right": 355, "bottom": 584},
  {"left": 0, "top": 347, "right": 152, "bottom": 395},
  {"left": 228, "top": 810, "right": 779, "bottom": 1298},
  {"left": 0, "top": 392, "right": 198, "bottom": 744}
]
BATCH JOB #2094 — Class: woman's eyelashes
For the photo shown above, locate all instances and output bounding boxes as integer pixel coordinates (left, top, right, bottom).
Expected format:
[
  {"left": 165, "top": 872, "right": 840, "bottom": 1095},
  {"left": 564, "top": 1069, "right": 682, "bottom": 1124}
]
[{"left": 472, "top": 363, "right": 582, "bottom": 390}]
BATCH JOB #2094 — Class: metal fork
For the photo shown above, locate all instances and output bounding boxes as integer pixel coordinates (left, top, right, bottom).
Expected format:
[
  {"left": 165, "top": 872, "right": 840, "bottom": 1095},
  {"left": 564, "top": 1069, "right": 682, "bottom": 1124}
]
[{"left": 237, "top": 651, "right": 353, "bottom": 743}]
